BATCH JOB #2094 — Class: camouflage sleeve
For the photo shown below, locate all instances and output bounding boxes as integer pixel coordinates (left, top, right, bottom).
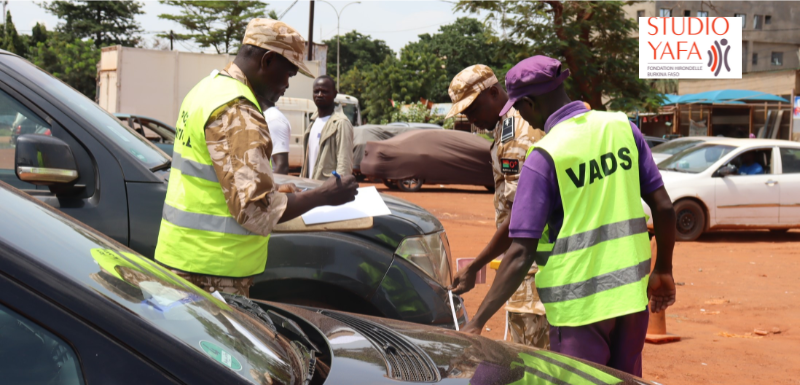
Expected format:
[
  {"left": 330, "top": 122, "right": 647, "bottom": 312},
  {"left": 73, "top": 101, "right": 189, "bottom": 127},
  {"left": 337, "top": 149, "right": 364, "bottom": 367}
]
[
  {"left": 205, "top": 99, "right": 288, "bottom": 237},
  {"left": 500, "top": 124, "right": 545, "bottom": 205}
]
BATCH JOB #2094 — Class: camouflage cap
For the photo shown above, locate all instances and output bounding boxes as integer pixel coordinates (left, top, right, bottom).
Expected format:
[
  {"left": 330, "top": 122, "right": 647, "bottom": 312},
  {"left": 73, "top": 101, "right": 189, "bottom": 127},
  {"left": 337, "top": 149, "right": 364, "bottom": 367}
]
[
  {"left": 242, "top": 18, "right": 313, "bottom": 78},
  {"left": 445, "top": 65, "right": 499, "bottom": 119}
]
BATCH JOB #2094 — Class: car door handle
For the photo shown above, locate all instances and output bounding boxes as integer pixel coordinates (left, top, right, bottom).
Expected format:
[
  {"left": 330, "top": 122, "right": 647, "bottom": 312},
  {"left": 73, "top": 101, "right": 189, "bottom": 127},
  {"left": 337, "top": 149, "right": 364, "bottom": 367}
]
[{"left": 765, "top": 180, "right": 778, "bottom": 186}]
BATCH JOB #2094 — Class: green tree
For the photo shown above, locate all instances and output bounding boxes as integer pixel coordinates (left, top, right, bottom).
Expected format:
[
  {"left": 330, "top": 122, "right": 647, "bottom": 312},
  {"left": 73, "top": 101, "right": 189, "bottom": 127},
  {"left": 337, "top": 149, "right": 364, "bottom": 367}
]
[
  {"left": 30, "top": 22, "right": 48, "bottom": 48},
  {"left": 158, "top": 1, "right": 270, "bottom": 54},
  {"left": 41, "top": 1, "right": 144, "bottom": 48},
  {"left": 28, "top": 33, "right": 99, "bottom": 99},
  {"left": 410, "top": 17, "right": 506, "bottom": 101},
  {"left": 322, "top": 31, "right": 394, "bottom": 79},
  {"left": 362, "top": 45, "right": 447, "bottom": 124},
  {"left": 2, "top": 11, "right": 26, "bottom": 55},
  {"left": 456, "top": 1, "right": 664, "bottom": 111}
]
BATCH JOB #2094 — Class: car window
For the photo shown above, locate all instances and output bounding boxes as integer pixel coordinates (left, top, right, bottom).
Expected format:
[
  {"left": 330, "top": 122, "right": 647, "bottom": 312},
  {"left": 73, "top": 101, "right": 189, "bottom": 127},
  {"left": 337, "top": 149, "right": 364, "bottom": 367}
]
[
  {"left": 0, "top": 186, "right": 301, "bottom": 385},
  {"left": 650, "top": 139, "right": 703, "bottom": 155},
  {"left": 0, "top": 303, "right": 85, "bottom": 385},
  {"left": 340, "top": 103, "right": 357, "bottom": 125},
  {"left": 5, "top": 56, "right": 169, "bottom": 170},
  {"left": 780, "top": 148, "right": 800, "bottom": 174},
  {"left": 658, "top": 144, "right": 735, "bottom": 173},
  {"left": 0, "top": 88, "right": 51, "bottom": 189},
  {"left": 726, "top": 149, "right": 772, "bottom": 175}
]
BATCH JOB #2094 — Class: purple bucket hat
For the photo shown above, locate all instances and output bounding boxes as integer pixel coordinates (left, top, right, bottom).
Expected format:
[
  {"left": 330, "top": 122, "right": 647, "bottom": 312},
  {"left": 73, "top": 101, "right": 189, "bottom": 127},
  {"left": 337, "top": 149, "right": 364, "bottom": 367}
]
[{"left": 500, "top": 56, "right": 570, "bottom": 116}]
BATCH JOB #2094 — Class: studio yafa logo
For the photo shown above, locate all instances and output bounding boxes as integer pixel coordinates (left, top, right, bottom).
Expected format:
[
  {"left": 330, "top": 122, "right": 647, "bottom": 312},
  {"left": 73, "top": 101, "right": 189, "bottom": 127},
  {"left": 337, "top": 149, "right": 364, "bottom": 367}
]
[{"left": 707, "top": 38, "right": 731, "bottom": 77}]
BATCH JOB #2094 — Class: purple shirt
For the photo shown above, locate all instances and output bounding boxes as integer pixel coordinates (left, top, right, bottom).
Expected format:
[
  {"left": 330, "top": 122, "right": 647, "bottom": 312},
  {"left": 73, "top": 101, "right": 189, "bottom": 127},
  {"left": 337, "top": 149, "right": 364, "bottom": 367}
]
[{"left": 509, "top": 101, "right": 663, "bottom": 241}]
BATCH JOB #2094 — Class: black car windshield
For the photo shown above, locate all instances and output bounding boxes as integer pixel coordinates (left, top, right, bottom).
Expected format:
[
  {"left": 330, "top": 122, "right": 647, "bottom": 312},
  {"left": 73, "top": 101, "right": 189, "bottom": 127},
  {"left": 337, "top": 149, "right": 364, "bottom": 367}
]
[
  {"left": 4, "top": 55, "right": 169, "bottom": 169},
  {"left": 658, "top": 144, "right": 735, "bottom": 173},
  {"left": 650, "top": 139, "right": 704, "bottom": 155},
  {"left": 0, "top": 185, "right": 300, "bottom": 385}
]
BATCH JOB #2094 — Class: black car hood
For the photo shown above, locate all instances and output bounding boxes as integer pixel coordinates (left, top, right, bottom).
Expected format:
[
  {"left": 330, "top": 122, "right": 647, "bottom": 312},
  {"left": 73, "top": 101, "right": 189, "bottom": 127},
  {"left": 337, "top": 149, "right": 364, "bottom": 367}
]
[
  {"left": 268, "top": 303, "right": 654, "bottom": 385},
  {"left": 274, "top": 175, "right": 442, "bottom": 235}
]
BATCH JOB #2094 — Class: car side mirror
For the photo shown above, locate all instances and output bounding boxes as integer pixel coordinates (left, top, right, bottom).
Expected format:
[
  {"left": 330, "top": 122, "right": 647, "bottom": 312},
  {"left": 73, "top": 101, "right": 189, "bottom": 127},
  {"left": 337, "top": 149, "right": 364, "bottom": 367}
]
[
  {"left": 15, "top": 134, "right": 79, "bottom": 185},
  {"left": 715, "top": 164, "right": 738, "bottom": 178}
]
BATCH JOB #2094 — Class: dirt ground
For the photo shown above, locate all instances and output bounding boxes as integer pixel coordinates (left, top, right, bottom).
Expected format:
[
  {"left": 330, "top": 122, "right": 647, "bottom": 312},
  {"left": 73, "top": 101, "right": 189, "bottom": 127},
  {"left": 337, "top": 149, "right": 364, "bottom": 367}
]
[{"left": 367, "top": 182, "right": 800, "bottom": 385}]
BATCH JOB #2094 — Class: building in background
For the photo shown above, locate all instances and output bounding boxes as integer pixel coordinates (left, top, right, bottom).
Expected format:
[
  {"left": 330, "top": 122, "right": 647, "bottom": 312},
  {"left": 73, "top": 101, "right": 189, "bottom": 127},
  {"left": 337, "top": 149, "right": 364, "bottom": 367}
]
[{"left": 625, "top": 1, "right": 800, "bottom": 141}]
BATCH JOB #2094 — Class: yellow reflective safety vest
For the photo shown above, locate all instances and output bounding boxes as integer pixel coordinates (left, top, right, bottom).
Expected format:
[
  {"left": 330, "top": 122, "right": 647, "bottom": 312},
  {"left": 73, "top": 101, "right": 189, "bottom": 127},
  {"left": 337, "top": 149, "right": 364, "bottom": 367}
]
[
  {"left": 532, "top": 111, "right": 651, "bottom": 327},
  {"left": 154, "top": 71, "right": 270, "bottom": 278}
]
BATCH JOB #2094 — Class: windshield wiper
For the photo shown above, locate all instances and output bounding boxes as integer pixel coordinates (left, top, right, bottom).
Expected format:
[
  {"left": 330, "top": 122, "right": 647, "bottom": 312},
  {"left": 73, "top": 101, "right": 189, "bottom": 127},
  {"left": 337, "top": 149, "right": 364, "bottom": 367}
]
[
  {"left": 220, "top": 293, "right": 276, "bottom": 332},
  {"left": 150, "top": 160, "right": 171, "bottom": 172}
]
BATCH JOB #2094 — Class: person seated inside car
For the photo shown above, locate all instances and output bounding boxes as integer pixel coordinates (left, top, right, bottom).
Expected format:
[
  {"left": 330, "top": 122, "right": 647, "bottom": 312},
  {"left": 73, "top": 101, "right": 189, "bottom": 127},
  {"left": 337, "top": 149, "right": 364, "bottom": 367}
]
[{"left": 738, "top": 151, "right": 764, "bottom": 175}]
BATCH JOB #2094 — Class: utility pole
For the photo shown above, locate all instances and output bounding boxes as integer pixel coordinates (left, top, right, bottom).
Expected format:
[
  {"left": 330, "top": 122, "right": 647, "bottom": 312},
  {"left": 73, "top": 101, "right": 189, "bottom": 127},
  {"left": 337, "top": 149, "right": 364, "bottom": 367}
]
[
  {"left": 2, "top": 1, "right": 7, "bottom": 37},
  {"left": 307, "top": 0, "right": 314, "bottom": 61},
  {"left": 319, "top": 1, "right": 360, "bottom": 91},
  {"left": 169, "top": 30, "right": 174, "bottom": 51}
]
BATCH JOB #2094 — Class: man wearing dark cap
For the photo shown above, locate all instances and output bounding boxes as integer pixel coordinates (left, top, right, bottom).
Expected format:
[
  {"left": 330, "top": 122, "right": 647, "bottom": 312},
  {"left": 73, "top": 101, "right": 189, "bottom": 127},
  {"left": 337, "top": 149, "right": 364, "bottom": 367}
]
[
  {"left": 155, "top": 19, "right": 358, "bottom": 296},
  {"left": 444, "top": 64, "right": 551, "bottom": 349},
  {"left": 462, "top": 56, "right": 677, "bottom": 377}
]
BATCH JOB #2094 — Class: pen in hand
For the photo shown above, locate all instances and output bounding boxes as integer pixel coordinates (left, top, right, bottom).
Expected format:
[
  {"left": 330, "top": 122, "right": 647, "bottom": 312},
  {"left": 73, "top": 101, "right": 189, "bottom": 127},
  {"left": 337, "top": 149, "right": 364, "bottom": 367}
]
[{"left": 332, "top": 170, "right": 341, "bottom": 180}]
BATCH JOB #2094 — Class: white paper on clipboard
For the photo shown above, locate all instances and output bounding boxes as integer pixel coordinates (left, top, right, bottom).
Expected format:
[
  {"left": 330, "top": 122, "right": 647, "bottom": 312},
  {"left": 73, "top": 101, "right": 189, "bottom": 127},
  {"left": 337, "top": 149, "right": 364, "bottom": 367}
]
[{"left": 301, "top": 186, "right": 391, "bottom": 225}]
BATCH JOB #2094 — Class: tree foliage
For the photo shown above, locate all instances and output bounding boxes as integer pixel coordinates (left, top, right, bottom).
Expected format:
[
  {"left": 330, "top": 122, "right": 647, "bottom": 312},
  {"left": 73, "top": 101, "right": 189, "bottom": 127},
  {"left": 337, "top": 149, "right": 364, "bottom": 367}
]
[
  {"left": 322, "top": 31, "right": 394, "bottom": 79},
  {"left": 361, "top": 44, "right": 447, "bottom": 124},
  {"left": 28, "top": 31, "right": 100, "bottom": 99},
  {"left": 455, "top": 1, "right": 663, "bottom": 111},
  {"left": 2, "top": 11, "right": 26, "bottom": 55},
  {"left": 158, "top": 1, "right": 270, "bottom": 54},
  {"left": 41, "top": 1, "right": 144, "bottom": 48},
  {"left": 410, "top": 17, "right": 508, "bottom": 101}
]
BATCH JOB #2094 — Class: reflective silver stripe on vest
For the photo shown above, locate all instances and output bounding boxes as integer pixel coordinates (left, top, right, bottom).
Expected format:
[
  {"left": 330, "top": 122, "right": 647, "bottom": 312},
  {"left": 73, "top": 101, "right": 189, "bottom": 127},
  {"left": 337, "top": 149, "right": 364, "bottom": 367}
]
[
  {"left": 524, "top": 367, "right": 570, "bottom": 385},
  {"left": 172, "top": 151, "right": 219, "bottom": 183},
  {"left": 551, "top": 217, "right": 647, "bottom": 256},
  {"left": 162, "top": 204, "right": 256, "bottom": 236},
  {"left": 538, "top": 259, "right": 650, "bottom": 304},
  {"left": 528, "top": 352, "right": 611, "bottom": 385}
]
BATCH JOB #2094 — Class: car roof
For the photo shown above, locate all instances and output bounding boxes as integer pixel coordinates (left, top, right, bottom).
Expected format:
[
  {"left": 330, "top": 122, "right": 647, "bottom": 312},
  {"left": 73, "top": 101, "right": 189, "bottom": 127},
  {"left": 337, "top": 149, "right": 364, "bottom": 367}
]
[{"left": 702, "top": 138, "right": 800, "bottom": 147}]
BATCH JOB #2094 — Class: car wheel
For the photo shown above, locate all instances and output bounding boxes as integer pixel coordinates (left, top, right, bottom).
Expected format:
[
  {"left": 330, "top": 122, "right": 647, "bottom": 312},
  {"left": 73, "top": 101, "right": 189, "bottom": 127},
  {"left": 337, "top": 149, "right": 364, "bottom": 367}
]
[
  {"left": 674, "top": 200, "right": 705, "bottom": 241},
  {"left": 397, "top": 178, "right": 423, "bottom": 192},
  {"left": 383, "top": 180, "right": 399, "bottom": 189},
  {"left": 769, "top": 229, "right": 789, "bottom": 234}
]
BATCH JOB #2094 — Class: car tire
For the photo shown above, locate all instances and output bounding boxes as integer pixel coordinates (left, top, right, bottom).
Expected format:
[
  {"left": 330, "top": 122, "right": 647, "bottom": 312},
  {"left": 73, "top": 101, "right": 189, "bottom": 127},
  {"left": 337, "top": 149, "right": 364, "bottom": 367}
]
[
  {"left": 769, "top": 229, "right": 789, "bottom": 234},
  {"left": 383, "top": 180, "right": 399, "bottom": 189},
  {"left": 397, "top": 178, "right": 423, "bottom": 192},
  {"left": 674, "top": 200, "right": 705, "bottom": 241}
]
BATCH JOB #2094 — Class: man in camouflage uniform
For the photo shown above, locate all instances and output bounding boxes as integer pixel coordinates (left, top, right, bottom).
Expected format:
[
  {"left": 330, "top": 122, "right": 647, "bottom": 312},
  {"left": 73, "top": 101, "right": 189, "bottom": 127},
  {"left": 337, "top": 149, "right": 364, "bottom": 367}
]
[
  {"left": 447, "top": 65, "right": 550, "bottom": 349},
  {"left": 155, "top": 19, "right": 358, "bottom": 296}
]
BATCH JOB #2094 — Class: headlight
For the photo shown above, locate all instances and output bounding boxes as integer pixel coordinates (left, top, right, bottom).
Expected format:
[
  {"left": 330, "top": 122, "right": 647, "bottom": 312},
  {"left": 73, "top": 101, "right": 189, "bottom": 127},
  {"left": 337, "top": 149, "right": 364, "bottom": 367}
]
[{"left": 394, "top": 231, "right": 452, "bottom": 288}]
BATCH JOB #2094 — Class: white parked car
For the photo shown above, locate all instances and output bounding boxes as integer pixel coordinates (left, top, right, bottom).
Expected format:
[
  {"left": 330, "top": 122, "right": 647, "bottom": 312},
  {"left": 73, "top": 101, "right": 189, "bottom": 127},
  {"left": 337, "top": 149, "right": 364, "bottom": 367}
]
[
  {"left": 643, "top": 139, "right": 800, "bottom": 241},
  {"left": 650, "top": 136, "right": 735, "bottom": 164}
]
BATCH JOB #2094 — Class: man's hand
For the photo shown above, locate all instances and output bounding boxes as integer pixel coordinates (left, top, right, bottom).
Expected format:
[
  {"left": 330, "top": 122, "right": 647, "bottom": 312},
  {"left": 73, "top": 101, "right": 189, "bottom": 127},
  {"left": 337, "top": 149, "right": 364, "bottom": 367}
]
[
  {"left": 317, "top": 174, "right": 359, "bottom": 206},
  {"left": 450, "top": 267, "right": 478, "bottom": 295},
  {"left": 460, "top": 321, "right": 483, "bottom": 336},
  {"left": 276, "top": 183, "right": 299, "bottom": 193},
  {"left": 648, "top": 272, "right": 676, "bottom": 313}
]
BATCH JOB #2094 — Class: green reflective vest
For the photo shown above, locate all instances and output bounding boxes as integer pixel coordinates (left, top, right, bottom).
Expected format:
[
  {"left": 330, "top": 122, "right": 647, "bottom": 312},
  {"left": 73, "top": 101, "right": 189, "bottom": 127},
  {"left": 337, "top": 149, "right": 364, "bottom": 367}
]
[
  {"left": 533, "top": 110, "right": 651, "bottom": 327},
  {"left": 509, "top": 351, "right": 622, "bottom": 385},
  {"left": 154, "top": 71, "right": 270, "bottom": 278}
]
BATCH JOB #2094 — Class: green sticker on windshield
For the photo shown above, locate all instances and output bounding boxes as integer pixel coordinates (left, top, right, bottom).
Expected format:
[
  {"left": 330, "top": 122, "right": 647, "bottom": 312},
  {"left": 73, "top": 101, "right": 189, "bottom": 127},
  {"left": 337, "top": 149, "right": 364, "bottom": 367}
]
[{"left": 199, "top": 340, "right": 242, "bottom": 371}]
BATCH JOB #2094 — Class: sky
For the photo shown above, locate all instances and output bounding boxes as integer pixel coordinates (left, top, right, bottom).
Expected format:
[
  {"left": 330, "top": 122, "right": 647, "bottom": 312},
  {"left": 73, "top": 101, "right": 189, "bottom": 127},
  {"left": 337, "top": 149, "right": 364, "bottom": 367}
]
[{"left": 8, "top": 0, "right": 480, "bottom": 54}]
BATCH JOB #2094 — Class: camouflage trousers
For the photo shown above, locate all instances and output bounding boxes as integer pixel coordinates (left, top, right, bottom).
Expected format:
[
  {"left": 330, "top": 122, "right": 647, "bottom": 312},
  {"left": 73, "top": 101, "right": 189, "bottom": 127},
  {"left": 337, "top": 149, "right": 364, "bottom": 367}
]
[
  {"left": 506, "top": 272, "right": 550, "bottom": 349},
  {"left": 169, "top": 270, "right": 254, "bottom": 297},
  {"left": 508, "top": 313, "right": 551, "bottom": 350}
]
